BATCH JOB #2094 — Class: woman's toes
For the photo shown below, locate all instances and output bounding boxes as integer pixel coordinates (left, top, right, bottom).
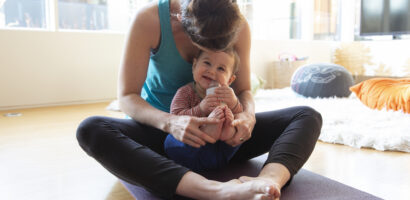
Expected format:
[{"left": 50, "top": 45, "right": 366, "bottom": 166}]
[{"left": 238, "top": 176, "right": 281, "bottom": 199}]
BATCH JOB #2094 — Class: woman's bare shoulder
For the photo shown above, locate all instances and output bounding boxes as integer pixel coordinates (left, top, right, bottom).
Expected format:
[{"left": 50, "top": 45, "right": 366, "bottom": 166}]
[
  {"left": 128, "top": 2, "right": 161, "bottom": 49},
  {"left": 135, "top": 1, "right": 159, "bottom": 22}
]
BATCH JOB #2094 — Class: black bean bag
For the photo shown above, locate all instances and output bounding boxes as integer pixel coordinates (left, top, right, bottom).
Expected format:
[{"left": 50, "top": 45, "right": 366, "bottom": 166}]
[{"left": 291, "top": 63, "right": 354, "bottom": 98}]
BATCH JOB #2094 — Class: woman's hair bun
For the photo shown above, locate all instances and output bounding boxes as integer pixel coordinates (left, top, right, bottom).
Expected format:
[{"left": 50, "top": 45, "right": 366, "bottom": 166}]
[{"left": 181, "top": 0, "right": 242, "bottom": 50}]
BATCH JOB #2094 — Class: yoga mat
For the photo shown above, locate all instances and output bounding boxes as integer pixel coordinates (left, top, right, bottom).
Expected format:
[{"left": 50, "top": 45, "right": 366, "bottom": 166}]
[{"left": 120, "top": 155, "right": 382, "bottom": 200}]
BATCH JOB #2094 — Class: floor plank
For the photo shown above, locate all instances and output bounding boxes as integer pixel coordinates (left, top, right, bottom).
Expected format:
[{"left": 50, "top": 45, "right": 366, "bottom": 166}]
[{"left": 0, "top": 103, "right": 408, "bottom": 200}]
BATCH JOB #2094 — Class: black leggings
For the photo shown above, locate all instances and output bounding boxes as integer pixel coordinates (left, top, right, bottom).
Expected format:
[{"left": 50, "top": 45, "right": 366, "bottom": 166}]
[{"left": 76, "top": 106, "right": 322, "bottom": 199}]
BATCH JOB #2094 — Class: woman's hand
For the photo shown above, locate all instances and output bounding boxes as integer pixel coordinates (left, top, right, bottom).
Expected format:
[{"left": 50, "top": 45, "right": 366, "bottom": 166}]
[
  {"left": 214, "top": 85, "right": 238, "bottom": 110},
  {"left": 167, "top": 115, "right": 219, "bottom": 148},
  {"left": 225, "top": 111, "right": 256, "bottom": 147},
  {"left": 199, "top": 94, "right": 220, "bottom": 116}
]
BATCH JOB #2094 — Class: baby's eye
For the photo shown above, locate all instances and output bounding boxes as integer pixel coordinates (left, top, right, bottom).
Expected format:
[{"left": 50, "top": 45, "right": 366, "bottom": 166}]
[
  {"left": 218, "top": 67, "right": 226, "bottom": 72},
  {"left": 204, "top": 61, "right": 211, "bottom": 66}
]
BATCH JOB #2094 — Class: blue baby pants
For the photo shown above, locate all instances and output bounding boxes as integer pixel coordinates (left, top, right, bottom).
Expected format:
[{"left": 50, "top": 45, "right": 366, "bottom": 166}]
[{"left": 164, "top": 135, "right": 240, "bottom": 172}]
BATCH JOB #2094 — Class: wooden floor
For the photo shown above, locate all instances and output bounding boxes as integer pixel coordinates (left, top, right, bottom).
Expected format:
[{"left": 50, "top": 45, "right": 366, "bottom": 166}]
[{"left": 0, "top": 102, "right": 409, "bottom": 200}]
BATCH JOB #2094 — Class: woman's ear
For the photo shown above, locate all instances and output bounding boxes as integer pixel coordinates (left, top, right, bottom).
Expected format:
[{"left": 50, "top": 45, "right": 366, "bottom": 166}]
[{"left": 228, "top": 74, "right": 236, "bottom": 85}]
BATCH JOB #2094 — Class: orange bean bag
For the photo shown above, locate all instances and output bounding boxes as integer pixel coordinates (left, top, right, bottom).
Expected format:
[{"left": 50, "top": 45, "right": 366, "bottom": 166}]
[{"left": 350, "top": 78, "right": 410, "bottom": 113}]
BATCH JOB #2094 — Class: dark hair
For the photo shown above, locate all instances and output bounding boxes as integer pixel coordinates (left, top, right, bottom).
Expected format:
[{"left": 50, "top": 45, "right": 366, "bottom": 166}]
[
  {"left": 196, "top": 48, "right": 240, "bottom": 75},
  {"left": 181, "top": 0, "right": 243, "bottom": 51}
]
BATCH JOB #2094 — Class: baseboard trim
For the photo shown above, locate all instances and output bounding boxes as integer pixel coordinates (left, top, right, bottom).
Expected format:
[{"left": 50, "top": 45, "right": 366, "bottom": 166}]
[{"left": 0, "top": 98, "right": 116, "bottom": 111}]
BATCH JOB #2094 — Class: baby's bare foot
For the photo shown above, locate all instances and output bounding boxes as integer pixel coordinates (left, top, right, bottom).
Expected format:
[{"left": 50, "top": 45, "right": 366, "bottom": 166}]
[
  {"left": 201, "top": 107, "right": 224, "bottom": 140},
  {"left": 220, "top": 107, "right": 235, "bottom": 141}
]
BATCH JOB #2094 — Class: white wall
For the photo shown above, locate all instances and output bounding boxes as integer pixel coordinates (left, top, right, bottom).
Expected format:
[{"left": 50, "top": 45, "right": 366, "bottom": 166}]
[
  {"left": 3, "top": 28, "right": 408, "bottom": 110},
  {"left": 250, "top": 39, "right": 337, "bottom": 87},
  {"left": 0, "top": 30, "right": 125, "bottom": 110},
  {"left": 0, "top": 29, "right": 338, "bottom": 110}
]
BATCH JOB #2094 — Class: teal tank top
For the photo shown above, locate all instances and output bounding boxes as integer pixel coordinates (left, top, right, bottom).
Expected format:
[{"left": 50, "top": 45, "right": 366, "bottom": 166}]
[{"left": 141, "top": 0, "right": 193, "bottom": 112}]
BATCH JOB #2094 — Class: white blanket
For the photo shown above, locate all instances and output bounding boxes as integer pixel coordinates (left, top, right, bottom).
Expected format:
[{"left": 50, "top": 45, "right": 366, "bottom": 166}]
[{"left": 254, "top": 88, "right": 410, "bottom": 153}]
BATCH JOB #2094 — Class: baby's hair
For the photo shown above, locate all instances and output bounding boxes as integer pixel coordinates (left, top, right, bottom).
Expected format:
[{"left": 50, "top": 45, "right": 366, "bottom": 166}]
[
  {"left": 181, "top": 0, "right": 243, "bottom": 51},
  {"left": 196, "top": 48, "right": 240, "bottom": 76}
]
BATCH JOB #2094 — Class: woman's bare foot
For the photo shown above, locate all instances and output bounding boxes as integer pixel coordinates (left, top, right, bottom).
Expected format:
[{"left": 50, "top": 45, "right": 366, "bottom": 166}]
[
  {"left": 220, "top": 106, "right": 236, "bottom": 141},
  {"left": 238, "top": 176, "right": 281, "bottom": 199},
  {"left": 201, "top": 106, "right": 224, "bottom": 140},
  {"left": 212, "top": 179, "right": 279, "bottom": 200},
  {"left": 176, "top": 172, "right": 278, "bottom": 200}
]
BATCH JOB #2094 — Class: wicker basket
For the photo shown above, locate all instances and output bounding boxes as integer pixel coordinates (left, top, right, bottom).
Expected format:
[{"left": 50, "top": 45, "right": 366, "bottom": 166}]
[{"left": 270, "top": 60, "right": 307, "bottom": 88}]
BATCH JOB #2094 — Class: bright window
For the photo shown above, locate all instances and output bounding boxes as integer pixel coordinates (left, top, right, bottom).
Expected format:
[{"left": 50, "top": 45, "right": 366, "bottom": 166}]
[
  {"left": 58, "top": 0, "right": 109, "bottom": 30},
  {"left": 313, "top": 0, "right": 341, "bottom": 40},
  {"left": 58, "top": 0, "right": 152, "bottom": 31},
  {"left": 0, "top": 0, "right": 48, "bottom": 29},
  {"left": 237, "top": 0, "right": 342, "bottom": 41},
  {"left": 1, "top": 0, "right": 343, "bottom": 40},
  {"left": 238, "top": 0, "right": 302, "bottom": 40},
  {"left": 0, "top": 0, "right": 151, "bottom": 31}
]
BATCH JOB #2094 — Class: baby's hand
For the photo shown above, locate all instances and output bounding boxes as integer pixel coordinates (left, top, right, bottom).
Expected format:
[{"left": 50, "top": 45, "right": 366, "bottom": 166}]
[
  {"left": 214, "top": 85, "right": 238, "bottom": 110},
  {"left": 199, "top": 94, "right": 220, "bottom": 116}
]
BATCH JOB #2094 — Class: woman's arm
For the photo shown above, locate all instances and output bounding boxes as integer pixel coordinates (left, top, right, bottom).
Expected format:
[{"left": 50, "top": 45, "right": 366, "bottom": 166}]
[
  {"left": 226, "top": 20, "right": 256, "bottom": 146},
  {"left": 232, "top": 20, "right": 253, "bottom": 113},
  {"left": 118, "top": 3, "right": 169, "bottom": 129},
  {"left": 118, "top": 4, "right": 216, "bottom": 148}
]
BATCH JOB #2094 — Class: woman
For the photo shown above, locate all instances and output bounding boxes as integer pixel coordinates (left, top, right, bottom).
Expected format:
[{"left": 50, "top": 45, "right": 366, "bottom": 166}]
[{"left": 76, "top": 0, "right": 322, "bottom": 199}]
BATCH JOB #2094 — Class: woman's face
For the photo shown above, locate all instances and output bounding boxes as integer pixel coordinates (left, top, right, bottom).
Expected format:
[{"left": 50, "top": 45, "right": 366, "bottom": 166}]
[{"left": 192, "top": 51, "right": 236, "bottom": 90}]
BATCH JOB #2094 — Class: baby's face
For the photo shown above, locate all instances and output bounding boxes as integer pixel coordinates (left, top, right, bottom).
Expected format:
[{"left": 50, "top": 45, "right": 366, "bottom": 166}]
[{"left": 192, "top": 51, "right": 235, "bottom": 90}]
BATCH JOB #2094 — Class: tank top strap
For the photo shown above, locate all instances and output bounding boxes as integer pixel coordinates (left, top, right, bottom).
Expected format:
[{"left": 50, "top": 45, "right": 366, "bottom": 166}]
[
  {"left": 157, "top": 0, "right": 177, "bottom": 54},
  {"left": 141, "top": 0, "right": 193, "bottom": 112}
]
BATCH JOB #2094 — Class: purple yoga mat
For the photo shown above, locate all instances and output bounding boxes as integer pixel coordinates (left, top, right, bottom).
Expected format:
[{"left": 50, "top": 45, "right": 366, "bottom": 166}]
[{"left": 120, "top": 155, "right": 382, "bottom": 200}]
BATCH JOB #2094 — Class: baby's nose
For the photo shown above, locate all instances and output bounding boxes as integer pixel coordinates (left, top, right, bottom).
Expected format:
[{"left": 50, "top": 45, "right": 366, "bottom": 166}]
[{"left": 207, "top": 68, "right": 216, "bottom": 74}]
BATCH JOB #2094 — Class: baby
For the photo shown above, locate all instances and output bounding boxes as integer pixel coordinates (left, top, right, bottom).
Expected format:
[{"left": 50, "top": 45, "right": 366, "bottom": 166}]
[{"left": 164, "top": 48, "right": 243, "bottom": 172}]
